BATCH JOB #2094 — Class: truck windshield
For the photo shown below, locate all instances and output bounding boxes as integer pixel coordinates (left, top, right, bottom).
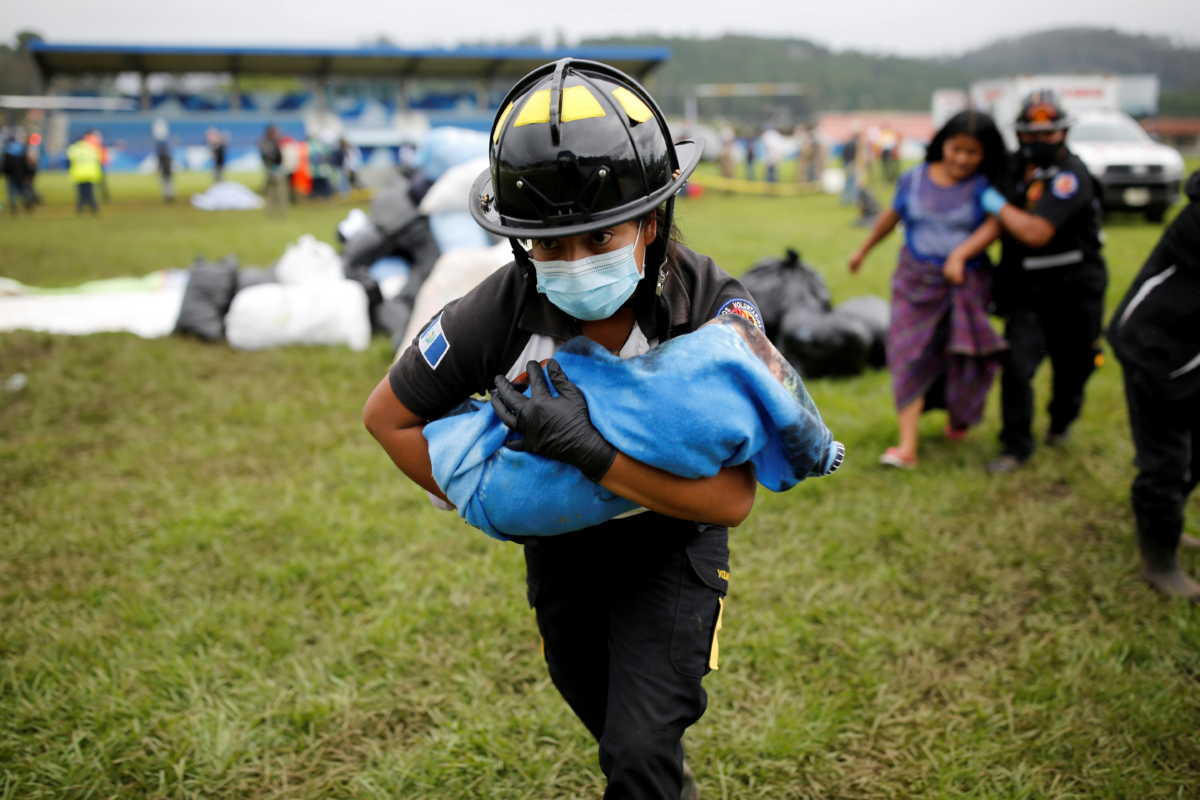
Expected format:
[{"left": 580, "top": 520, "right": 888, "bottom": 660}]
[{"left": 1071, "top": 118, "right": 1149, "bottom": 143}]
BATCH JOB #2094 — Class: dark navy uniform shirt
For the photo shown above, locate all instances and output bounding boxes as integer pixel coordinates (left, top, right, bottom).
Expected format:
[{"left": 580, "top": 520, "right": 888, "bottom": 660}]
[{"left": 1002, "top": 150, "right": 1105, "bottom": 273}]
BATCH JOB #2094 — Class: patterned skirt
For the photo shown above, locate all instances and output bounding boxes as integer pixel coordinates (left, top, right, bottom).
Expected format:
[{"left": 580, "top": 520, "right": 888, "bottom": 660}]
[{"left": 887, "top": 247, "right": 1008, "bottom": 428}]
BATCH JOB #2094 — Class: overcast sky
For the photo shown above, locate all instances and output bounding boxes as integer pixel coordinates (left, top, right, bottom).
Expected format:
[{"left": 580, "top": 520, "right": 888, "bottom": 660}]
[{"left": 2, "top": 0, "right": 1197, "bottom": 57}]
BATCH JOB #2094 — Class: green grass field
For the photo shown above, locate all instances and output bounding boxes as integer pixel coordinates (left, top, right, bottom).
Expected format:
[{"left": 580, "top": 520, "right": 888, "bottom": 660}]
[{"left": 2, "top": 168, "right": 1198, "bottom": 799}]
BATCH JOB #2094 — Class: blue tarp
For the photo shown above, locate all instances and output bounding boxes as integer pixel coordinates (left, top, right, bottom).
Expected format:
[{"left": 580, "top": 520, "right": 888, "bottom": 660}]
[{"left": 425, "top": 317, "right": 844, "bottom": 540}]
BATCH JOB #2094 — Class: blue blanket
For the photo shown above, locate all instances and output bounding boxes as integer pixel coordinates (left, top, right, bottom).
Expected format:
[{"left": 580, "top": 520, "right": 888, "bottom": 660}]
[{"left": 425, "top": 316, "right": 844, "bottom": 539}]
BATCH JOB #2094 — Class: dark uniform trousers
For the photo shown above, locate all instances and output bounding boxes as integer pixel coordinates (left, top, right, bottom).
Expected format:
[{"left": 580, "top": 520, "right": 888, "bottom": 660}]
[
  {"left": 1121, "top": 365, "right": 1200, "bottom": 568},
  {"left": 999, "top": 263, "right": 1106, "bottom": 459},
  {"left": 75, "top": 181, "right": 98, "bottom": 214},
  {"left": 523, "top": 513, "right": 728, "bottom": 800}
]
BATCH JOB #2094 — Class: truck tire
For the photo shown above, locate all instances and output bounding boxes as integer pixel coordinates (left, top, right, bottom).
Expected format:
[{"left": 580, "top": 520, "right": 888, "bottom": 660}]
[{"left": 1145, "top": 205, "right": 1167, "bottom": 223}]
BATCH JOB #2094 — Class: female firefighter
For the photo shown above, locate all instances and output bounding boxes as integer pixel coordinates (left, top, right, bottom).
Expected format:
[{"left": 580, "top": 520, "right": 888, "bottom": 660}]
[{"left": 363, "top": 59, "right": 770, "bottom": 798}]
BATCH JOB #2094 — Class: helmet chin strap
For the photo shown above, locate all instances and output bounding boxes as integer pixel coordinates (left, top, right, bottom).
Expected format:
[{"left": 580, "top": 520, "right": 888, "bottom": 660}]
[
  {"left": 642, "top": 198, "right": 675, "bottom": 296},
  {"left": 509, "top": 237, "right": 529, "bottom": 264}
]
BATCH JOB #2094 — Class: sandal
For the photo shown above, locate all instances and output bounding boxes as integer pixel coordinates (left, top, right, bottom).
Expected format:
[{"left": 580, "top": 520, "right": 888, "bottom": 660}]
[
  {"left": 944, "top": 425, "right": 969, "bottom": 442},
  {"left": 879, "top": 447, "right": 917, "bottom": 469}
]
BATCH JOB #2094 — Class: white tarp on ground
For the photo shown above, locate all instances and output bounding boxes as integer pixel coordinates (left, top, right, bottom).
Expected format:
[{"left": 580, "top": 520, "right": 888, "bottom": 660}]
[
  {"left": 0, "top": 233, "right": 369, "bottom": 350},
  {"left": 0, "top": 272, "right": 187, "bottom": 338},
  {"left": 401, "top": 242, "right": 511, "bottom": 346},
  {"left": 191, "top": 181, "right": 265, "bottom": 211}
]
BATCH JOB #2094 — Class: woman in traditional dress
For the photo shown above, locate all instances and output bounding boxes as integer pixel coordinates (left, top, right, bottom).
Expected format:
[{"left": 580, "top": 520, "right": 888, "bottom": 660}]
[{"left": 849, "top": 111, "right": 1009, "bottom": 468}]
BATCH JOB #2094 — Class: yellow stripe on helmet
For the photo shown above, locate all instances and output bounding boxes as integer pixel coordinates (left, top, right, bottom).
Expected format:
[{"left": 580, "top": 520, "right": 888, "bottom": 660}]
[
  {"left": 514, "top": 89, "right": 551, "bottom": 127},
  {"left": 560, "top": 85, "right": 606, "bottom": 122},
  {"left": 611, "top": 87, "right": 653, "bottom": 123},
  {"left": 514, "top": 86, "right": 608, "bottom": 128},
  {"left": 492, "top": 101, "right": 516, "bottom": 143}
]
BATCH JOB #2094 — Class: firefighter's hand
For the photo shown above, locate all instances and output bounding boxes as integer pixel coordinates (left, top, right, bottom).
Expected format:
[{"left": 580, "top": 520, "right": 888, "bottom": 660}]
[{"left": 491, "top": 359, "right": 617, "bottom": 482}]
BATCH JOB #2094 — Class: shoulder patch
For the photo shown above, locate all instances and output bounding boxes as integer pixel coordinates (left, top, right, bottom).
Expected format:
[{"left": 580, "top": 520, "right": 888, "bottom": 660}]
[
  {"left": 716, "top": 297, "right": 764, "bottom": 331},
  {"left": 1052, "top": 172, "right": 1079, "bottom": 200},
  {"left": 418, "top": 312, "right": 451, "bottom": 369}
]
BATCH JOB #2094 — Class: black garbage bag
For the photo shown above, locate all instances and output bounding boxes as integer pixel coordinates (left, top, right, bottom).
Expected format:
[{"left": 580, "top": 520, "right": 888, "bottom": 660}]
[
  {"left": 739, "top": 248, "right": 832, "bottom": 342},
  {"left": 175, "top": 256, "right": 239, "bottom": 341},
  {"left": 235, "top": 266, "right": 277, "bottom": 292},
  {"left": 341, "top": 183, "right": 442, "bottom": 345},
  {"left": 373, "top": 299, "right": 412, "bottom": 348},
  {"left": 406, "top": 171, "right": 434, "bottom": 206},
  {"left": 342, "top": 186, "right": 418, "bottom": 270},
  {"left": 836, "top": 295, "right": 889, "bottom": 368},
  {"left": 779, "top": 306, "right": 873, "bottom": 378},
  {"left": 370, "top": 182, "right": 419, "bottom": 236}
]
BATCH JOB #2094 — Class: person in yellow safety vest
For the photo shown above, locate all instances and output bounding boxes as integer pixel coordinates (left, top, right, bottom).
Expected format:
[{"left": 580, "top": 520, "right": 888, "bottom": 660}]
[{"left": 67, "top": 131, "right": 102, "bottom": 215}]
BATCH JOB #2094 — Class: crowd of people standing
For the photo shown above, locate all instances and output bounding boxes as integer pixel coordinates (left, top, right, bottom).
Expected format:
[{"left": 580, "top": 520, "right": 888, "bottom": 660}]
[{"left": 1, "top": 121, "right": 363, "bottom": 215}]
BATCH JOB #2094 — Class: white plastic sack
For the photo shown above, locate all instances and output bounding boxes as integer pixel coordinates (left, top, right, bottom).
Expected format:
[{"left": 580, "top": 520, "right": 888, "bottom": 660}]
[
  {"left": 337, "top": 208, "right": 372, "bottom": 241},
  {"left": 429, "top": 211, "right": 491, "bottom": 254},
  {"left": 401, "top": 243, "right": 510, "bottom": 346},
  {"left": 416, "top": 127, "right": 488, "bottom": 180},
  {"left": 225, "top": 279, "right": 371, "bottom": 351},
  {"left": 274, "top": 235, "right": 343, "bottom": 284},
  {"left": 190, "top": 181, "right": 265, "bottom": 211},
  {"left": 418, "top": 157, "right": 488, "bottom": 216},
  {"left": 821, "top": 167, "right": 845, "bottom": 195}
]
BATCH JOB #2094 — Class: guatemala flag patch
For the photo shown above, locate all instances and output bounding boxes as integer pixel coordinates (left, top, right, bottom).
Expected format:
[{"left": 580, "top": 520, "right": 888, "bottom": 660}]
[{"left": 419, "top": 313, "right": 451, "bottom": 369}]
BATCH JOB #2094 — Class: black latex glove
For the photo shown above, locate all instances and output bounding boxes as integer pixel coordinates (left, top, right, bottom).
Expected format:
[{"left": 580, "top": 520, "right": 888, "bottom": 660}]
[{"left": 491, "top": 359, "right": 617, "bottom": 482}]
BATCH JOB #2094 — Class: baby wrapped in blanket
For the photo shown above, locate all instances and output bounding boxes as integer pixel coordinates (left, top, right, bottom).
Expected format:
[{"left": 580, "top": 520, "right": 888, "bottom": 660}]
[{"left": 425, "top": 315, "right": 844, "bottom": 539}]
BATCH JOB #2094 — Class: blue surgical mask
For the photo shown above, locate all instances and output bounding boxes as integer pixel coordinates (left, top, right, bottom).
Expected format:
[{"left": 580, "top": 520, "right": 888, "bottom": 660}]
[{"left": 532, "top": 224, "right": 643, "bottom": 321}]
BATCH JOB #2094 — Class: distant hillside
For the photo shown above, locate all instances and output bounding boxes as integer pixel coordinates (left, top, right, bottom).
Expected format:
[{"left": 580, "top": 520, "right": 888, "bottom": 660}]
[
  {"left": 949, "top": 27, "right": 1200, "bottom": 115},
  {"left": 580, "top": 34, "right": 965, "bottom": 118},
  {"left": 583, "top": 27, "right": 1200, "bottom": 117},
  {"left": 950, "top": 27, "right": 1199, "bottom": 90}
]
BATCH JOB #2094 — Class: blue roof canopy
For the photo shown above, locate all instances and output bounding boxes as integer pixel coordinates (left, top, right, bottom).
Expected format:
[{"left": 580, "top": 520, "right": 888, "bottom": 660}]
[{"left": 30, "top": 42, "right": 671, "bottom": 81}]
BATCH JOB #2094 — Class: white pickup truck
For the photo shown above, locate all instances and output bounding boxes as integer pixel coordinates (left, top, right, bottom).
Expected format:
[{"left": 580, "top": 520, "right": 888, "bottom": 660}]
[{"left": 1069, "top": 110, "right": 1185, "bottom": 222}]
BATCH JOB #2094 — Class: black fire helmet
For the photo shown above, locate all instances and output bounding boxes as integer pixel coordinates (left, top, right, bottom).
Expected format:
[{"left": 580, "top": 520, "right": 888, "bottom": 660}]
[
  {"left": 469, "top": 59, "right": 702, "bottom": 241},
  {"left": 1014, "top": 89, "right": 1073, "bottom": 134}
]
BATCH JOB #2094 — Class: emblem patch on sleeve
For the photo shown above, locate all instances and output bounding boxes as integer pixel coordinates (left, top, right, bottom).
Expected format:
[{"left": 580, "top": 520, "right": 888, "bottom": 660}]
[
  {"left": 418, "top": 313, "right": 450, "bottom": 369},
  {"left": 716, "top": 298, "right": 764, "bottom": 331},
  {"left": 1051, "top": 172, "right": 1079, "bottom": 200}
]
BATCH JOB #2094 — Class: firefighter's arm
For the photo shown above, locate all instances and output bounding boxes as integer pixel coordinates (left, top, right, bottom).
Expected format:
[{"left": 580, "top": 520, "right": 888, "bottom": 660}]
[
  {"left": 362, "top": 375, "right": 452, "bottom": 505},
  {"left": 982, "top": 187, "right": 1056, "bottom": 248},
  {"left": 599, "top": 457, "right": 756, "bottom": 528}
]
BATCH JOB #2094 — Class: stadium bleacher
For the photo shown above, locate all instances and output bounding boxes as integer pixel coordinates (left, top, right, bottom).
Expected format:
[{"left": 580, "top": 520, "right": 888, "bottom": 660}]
[{"left": 31, "top": 41, "right": 670, "bottom": 172}]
